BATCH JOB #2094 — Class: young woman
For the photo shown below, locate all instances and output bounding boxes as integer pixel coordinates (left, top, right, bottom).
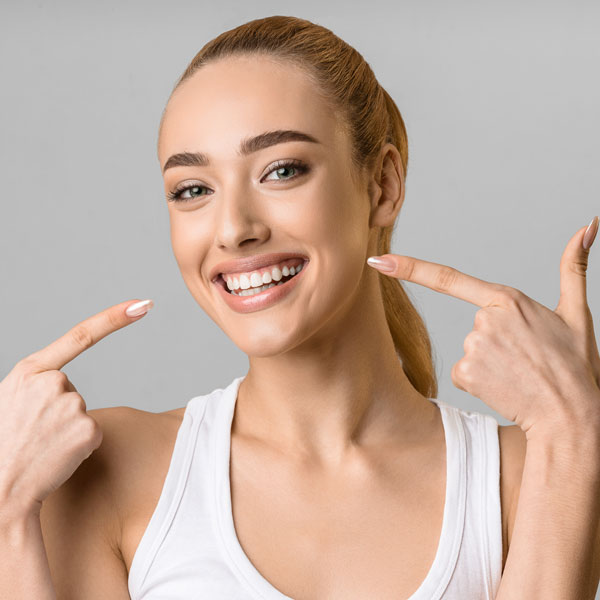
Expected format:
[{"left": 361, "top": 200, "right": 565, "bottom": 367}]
[{"left": 1, "top": 15, "right": 599, "bottom": 600}]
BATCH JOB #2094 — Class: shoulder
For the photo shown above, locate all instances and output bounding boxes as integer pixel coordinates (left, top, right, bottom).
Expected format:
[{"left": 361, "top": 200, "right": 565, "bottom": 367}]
[
  {"left": 39, "top": 404, "right": 181, "bottom": 597},
  {"left": 41, "top": 404, "right": 184, "bottom": 558},
  {"left": 84, "top": 405, "right": 185, "bottom": 516},
  {"left": 497, "top": 424, "right": 527, "bottom": 571}
]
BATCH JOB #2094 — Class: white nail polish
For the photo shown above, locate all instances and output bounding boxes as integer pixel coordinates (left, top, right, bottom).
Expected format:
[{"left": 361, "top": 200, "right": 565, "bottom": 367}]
[{"left": 126, "top": 299, "right": 154, "bottom": 317}]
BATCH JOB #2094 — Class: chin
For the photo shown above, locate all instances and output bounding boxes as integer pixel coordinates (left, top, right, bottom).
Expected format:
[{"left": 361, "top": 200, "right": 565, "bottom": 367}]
[{"left": 229, "top": 327, "right": 298, "bottom": 358}]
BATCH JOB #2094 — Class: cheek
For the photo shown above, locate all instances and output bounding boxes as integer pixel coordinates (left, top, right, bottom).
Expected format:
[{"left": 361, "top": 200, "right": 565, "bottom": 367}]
[{"left": 169, "top": 213, "right": 210, "bottom": 275}]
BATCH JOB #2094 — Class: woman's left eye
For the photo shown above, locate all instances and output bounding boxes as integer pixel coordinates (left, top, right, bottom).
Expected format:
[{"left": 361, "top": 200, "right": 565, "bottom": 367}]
[
  {"left": 167, "top": 159, "right": 309, "bottom": 203},
  {"left": 262, "top": 159, "right": 309, "bottom": 182}
]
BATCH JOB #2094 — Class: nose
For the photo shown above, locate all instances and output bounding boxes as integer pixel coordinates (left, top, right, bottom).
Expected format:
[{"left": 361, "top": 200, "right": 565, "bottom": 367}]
[{"left": 213, "top": 181, "right": 270, "bottom": 250}]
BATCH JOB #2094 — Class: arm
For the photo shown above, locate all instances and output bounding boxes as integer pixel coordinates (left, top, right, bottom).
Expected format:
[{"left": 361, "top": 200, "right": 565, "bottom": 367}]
[
  {"left": 495, "top": 426, "right": 600, "bottom": 600},
  {"left": 0, "top": 506, "right": 57, "bottom": 599},
  {"left": 0, "top": 407, "right": 131, "bottom": 599}
]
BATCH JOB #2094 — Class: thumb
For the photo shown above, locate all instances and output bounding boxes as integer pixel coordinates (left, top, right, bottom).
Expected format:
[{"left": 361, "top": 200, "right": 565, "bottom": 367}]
[{"left": 555, "top": 216, "right": 598, "bottom": 327}]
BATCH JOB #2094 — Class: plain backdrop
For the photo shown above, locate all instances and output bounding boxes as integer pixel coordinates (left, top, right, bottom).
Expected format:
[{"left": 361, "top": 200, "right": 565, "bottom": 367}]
[
  {"left": 1, "top": 2, "right": 599, "bottom": 421},
  {"left": 2, "top": 1, "right": 599, "bottom": 596}
]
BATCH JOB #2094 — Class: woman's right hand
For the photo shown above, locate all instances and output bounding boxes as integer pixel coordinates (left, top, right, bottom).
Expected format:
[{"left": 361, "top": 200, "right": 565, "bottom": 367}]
[{"left": 0, "top": 299, "right": 153, "bottom": 519}]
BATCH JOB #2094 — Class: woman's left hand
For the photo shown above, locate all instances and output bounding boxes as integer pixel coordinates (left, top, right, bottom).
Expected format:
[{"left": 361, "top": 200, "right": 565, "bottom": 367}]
[{"left": 366, "top": 218, "right": 600, "bottom": 441}]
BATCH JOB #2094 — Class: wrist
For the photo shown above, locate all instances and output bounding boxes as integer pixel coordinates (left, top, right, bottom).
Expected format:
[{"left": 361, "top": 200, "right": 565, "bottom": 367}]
[
  {"left": 524, "top": 426, "right": 600, "bottom": 483},
  {"left": 0, "top": 486, "right": 42, "bottom": 527}
]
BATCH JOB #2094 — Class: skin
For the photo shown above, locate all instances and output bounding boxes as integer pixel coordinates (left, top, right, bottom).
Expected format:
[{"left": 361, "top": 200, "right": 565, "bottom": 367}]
[
  {"left": 35, "top": 53, "right": 528, "bottom": 598},
  {"left": 159, "top": 54, "right": 439, "bottom": 461}
]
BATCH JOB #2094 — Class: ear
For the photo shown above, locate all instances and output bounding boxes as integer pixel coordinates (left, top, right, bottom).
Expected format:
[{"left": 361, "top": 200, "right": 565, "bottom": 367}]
[{"left": 368, "top": 143, "right": 405, "bottom": 229}]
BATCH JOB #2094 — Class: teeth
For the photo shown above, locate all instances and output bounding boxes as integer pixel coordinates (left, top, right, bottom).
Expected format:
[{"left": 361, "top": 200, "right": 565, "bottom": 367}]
[
  {"left": 225, "top": 261, "right": 305, "bottom": 291},
  {"left": 239, "top": 274, "right": 250, "bottom": 290},
  {"left": 231, "top": 282, "right": 282, "bottom": 296}
]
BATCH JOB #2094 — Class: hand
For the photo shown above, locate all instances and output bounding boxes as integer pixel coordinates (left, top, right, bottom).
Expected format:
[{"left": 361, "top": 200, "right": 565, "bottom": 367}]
[
  {"left": 0, "top": 299, "right": 153, "bottom": 517},
  {"left": 366, "top": 219, "right": 600, "bottom": 440}
]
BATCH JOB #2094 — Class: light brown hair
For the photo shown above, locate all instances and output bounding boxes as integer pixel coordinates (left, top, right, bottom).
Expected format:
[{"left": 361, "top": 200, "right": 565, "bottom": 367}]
[{"left": 160, "top": 15, "right": 439, "bottom": 399}]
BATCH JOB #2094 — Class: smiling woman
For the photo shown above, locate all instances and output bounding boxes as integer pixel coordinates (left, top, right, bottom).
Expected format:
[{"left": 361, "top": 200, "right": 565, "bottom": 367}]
[
  {"left": 128, "top": 14, "right": 509, "bottom": 600},
  {"left": 10, "top": 12, "right": 600, "bottom": 600}
]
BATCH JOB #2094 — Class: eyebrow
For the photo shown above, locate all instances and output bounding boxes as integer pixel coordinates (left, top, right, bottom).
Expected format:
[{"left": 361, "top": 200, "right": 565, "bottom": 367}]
[{"left": 162, "top": 129, "right": 320, "bottom": 174}]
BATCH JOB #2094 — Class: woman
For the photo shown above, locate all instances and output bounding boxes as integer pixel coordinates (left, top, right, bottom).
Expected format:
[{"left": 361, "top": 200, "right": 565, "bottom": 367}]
[{"left": 1, "top": 15, "right": 599, "bottom": 600}]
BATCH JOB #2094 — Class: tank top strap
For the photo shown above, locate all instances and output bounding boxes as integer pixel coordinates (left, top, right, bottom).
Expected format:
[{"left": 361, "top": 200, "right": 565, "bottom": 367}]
[
  {"left": 431, "top": 398, "right": 502, "bottom": 599},
  {"left": 127, "top": 390, "right": 212, "bottom": 595}
]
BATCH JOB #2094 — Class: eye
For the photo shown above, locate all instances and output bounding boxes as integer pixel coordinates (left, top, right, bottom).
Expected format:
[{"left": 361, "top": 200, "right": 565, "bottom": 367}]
[
  {"left": 166, "top": 159, "right": 310, "bottom": 203},
  {"left": 166, "top": 183, "right": 211, "bottom": 203},
  {"left": 262, "top": 159, "right": 309, "bottom": 182}
]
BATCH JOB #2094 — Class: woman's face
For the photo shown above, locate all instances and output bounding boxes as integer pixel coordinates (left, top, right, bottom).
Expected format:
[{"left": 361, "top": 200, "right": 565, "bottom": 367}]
[{"left": 158, "top": 55, "right": 380, "bottom": 357}]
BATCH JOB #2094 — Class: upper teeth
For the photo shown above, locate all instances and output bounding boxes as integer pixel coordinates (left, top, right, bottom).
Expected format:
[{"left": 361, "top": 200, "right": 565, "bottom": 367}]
[{"left": 224, "top": 261, "right": 304, "bottom": 291}]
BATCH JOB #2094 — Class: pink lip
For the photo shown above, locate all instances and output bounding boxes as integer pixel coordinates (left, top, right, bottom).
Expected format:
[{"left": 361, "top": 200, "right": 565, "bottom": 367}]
[
  {"left": 209, "top": 251, "right": 309, "bottom": 282},
  {"left": 213, "top": 260, "right": 309, "bottom": 314}
]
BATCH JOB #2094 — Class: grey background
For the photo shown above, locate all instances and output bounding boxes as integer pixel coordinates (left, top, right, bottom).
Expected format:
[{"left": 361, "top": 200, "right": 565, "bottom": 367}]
[
  {"left": 1, "top": 1, "right": 599, "bottom": 415},
  {"left": 1, "top": 0, "right": 599, "bottom": 596}
]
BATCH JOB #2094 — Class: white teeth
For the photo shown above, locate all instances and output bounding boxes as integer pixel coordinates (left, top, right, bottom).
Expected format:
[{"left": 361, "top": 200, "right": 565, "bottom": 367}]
[
  {"left": 224, "top": 260, "right": 305, "bottom": 291},
  {"left": 232, "top": 282, "right": 280, "bottom": 296},
  {"left": 239, "top": 274, "right": 250, "bottom": 290}
]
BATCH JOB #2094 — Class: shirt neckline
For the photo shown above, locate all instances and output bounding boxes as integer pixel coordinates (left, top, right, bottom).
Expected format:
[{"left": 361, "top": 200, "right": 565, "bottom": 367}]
[{"left": 212, "top": 375, "right": 466, "bottom": 600}]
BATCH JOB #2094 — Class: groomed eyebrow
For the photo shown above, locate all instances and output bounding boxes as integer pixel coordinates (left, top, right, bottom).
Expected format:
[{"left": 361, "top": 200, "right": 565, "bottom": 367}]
[{"left": 162, "top": 129, "right": 320, "bottom": 174}]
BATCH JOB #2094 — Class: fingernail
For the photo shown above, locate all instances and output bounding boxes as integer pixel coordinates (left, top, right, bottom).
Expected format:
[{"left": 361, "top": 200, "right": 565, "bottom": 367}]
[
  {"left": 367, "top": 256, "right": 395, "bottom": 272},
  {"left": 583, "top": 216, "right": 599, "bottom": 250},
  {"left": 125, "top": 299, "right": 154, "bottom": 317}
]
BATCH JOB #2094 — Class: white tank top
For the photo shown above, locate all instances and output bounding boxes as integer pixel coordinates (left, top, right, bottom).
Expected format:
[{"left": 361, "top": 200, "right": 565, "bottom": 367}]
[{"left": 127, "top": 374, "right": 503, "bottom": 599}]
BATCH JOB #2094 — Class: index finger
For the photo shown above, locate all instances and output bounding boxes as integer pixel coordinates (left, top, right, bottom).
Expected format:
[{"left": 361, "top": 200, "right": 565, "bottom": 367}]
[
  {"left": 25, "top": 299, "right": 153, "bottom": 373},
  {"left": 375, "top": 254, "right": 503, "bottom": 307}
]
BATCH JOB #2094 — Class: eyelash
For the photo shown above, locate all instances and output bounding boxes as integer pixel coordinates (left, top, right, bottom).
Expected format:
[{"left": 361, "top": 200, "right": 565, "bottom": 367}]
[{"left": 166, "top": 159, "right": 310, "bottom": 203}]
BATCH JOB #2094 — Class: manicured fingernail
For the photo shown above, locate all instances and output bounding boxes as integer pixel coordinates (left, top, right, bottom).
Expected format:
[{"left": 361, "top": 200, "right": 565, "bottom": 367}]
[
  {"left": 583, "top": 216, "right": 599, "bottom": 250},
  {"left": 367, "top": 256, "right": 395, "bottom": 272},
  {"left": 125, "top": 299, "right": 154, "bottom": 317}
]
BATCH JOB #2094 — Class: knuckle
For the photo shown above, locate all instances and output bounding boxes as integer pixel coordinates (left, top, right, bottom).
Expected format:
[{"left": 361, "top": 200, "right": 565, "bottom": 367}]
[
  {"left": 568, "top": 259, "right": 588, "bottom": 278},
  {"left": 398, "top": 258, "right": 416, "bottom": 281},
  {"left": 433, "top": 266, "right": 459, "bottom": 294},
  {"left": 463, "top": 331, "right": 481, "bottom": 353},
  {"left": 82, "top": 416, "right": 103, "bottom": 446},
  {"left": 473, "top": 309, "right": 489, "bottom": 330},
  {"left": 62, "top": 391, "right": 86, "bottom": 413},
  {"left": 49, "top": 370, "right": 69, "bottom": 387},
  {"left": 499, "top": 286, "right": 523, "bottom": 307},
  {"left": 105, "top": 310, "right": 122, "bottom": 331},
  {"left": 11, "top": 360, "right": 33, "bottom": 380},
  {"left": 70, "top": 324, "right": 95, "bottom": 350},
  {"left": 455, "top": 359, "right": 473, "bottom": 382}
]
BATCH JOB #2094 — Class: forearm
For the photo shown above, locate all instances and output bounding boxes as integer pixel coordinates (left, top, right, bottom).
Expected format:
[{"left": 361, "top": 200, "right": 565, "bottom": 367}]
[
  {"left": 496, "top": 428, "right": 600, "bottom": 600},
  {"left": 0, "top": 507, "right": 57, "bottom": 599}
]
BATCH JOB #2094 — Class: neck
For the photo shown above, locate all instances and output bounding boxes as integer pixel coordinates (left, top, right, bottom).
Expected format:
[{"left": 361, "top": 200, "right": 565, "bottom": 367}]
[{"left": 233, "top": 271, "right": 437, "bottom": 466}]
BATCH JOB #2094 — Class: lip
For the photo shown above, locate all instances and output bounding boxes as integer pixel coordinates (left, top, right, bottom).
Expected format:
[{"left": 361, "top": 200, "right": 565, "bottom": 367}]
[
  {"left": 209, "top": 251, "right": 309, "bottom": 282},
  {"left": 213, "top": 259, "right": 309, "bottom": 314}
]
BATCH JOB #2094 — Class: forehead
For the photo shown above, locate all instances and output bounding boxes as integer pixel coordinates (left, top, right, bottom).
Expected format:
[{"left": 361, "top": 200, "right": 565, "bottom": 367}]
[{"left": 158, "top": 55, "right": 345, "bottom": 165}]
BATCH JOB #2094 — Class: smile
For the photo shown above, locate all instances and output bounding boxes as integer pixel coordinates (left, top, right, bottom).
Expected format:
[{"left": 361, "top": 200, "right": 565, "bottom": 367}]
[{"left": 213, "top": 259, "right": 309, "bottom": 314}]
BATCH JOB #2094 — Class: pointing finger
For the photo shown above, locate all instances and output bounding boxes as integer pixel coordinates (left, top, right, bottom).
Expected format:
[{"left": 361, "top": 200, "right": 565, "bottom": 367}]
[
  {"left": 25, "top": 299, "right": 154, "bottom": 373},
  {"left": 367, "top": 254, "right": 504, "bottom": 308}
]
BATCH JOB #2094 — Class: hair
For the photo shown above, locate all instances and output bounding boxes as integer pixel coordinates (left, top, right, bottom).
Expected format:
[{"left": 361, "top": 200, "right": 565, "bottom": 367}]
[{"left": 159, "top": 15, "right": 439, "bottom": 399}]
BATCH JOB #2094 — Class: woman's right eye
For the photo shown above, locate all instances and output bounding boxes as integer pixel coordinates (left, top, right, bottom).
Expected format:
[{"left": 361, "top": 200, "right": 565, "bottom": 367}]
[{"left": 167, "top": 184, "right": 212, "bottom": 203}]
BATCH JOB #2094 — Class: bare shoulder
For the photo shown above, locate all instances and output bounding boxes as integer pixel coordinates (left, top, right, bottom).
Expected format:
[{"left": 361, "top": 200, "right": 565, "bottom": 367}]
[
  {"left": 497, "top": 424, "right": 527, "bottom": 572},
  {"left": 40, "top": 404, "right": 181, "bottom": 598}
]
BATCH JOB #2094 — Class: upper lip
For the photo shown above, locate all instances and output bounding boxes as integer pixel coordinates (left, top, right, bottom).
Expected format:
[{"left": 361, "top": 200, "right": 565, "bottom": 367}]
[{"left": 209, "top": 252, "right": 309, "bottom": 283}]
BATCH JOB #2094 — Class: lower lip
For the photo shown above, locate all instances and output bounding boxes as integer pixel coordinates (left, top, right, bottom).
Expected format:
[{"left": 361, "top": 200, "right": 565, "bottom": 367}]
[{"left": 214, "top": 261, "right": 309, "bottom": 314}]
